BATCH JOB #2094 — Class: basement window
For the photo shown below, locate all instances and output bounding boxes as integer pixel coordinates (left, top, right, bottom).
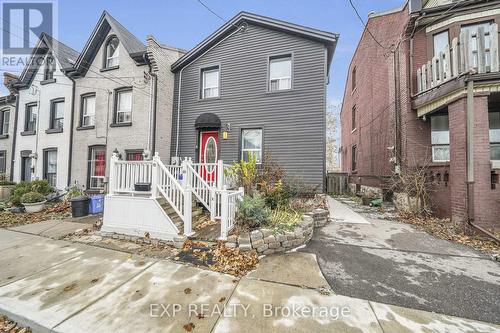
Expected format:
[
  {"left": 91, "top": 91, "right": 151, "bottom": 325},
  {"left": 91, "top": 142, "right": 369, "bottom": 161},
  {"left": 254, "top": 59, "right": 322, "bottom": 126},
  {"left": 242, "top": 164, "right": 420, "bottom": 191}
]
[{"left": 431, "top": 114, "right": 450, "bottom": 162}]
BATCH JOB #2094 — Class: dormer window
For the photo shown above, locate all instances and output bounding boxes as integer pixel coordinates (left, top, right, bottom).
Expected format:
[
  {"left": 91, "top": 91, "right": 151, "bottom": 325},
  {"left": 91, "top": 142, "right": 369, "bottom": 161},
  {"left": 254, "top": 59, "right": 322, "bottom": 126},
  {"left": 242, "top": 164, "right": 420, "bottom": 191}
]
[
  {"left": 105, "top": 37, "right": 119, "bottom": 68},
  {"left": 44, "top": 52, "right": 55, "bottom": 80}
]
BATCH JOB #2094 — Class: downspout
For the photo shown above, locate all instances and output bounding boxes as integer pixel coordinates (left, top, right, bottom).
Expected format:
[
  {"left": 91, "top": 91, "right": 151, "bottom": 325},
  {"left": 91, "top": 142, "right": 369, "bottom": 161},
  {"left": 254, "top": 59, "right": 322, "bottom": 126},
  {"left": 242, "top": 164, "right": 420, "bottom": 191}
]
[
  {"left": 465, "top": 79, "right": 500, "bottom": 242},
  {"left": 175, "top": 24, "right": 245, "bottom": 158},
  {"left": 10, "top": 94, "right": 19, "bottom": 182},
  {"left": 67, "top": 76, "right": 76, "bottom": 187},
  {"left": 151, "top": 72, "right": 158, "bottom": 154}
]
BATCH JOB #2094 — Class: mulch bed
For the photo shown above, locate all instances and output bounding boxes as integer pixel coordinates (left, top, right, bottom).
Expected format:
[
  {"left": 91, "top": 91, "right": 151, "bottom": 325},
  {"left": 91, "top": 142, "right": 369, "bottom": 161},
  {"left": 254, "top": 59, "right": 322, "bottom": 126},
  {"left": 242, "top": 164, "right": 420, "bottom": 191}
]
[
  {"left": 0, "top": 314, "right": 31, "bottom": 333},
  {"left": 0, "top": 202, "right": 71, "bottom": 228}
]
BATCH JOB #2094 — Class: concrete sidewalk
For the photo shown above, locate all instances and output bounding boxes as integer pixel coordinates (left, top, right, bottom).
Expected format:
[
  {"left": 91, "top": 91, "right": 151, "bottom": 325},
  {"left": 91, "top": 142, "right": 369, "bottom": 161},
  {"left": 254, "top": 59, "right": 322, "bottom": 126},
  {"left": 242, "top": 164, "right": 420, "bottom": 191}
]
[
  {"left": 0, "top": 228, "right": 498, "bottom": 332},
  {"left": 327, "top": 197, "right": 370, "bottom": 224}
]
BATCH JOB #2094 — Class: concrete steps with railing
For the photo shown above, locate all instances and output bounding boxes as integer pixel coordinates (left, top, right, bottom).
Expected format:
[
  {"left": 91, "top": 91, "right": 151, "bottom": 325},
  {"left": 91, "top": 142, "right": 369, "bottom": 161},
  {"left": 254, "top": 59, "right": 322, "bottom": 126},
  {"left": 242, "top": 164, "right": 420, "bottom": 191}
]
[{"left": 156, "top": 197, "right": 204, "bottom": 233}]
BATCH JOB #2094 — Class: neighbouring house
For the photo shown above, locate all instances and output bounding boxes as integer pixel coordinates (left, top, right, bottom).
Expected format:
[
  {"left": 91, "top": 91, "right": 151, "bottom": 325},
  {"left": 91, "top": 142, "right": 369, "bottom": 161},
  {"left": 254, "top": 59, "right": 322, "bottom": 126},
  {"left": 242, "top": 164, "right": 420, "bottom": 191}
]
[
  {"left": 341, "top": 0, "right": 500, "bottom": 231},
  {"left": 12, "top": 34, "right": 79, "bottom": 189},
  {"left": 0, "top": 73, "right": 18, "bottom": 179},
  {"left": 170, "top": 12, "right": 338, "bottom": 191}
]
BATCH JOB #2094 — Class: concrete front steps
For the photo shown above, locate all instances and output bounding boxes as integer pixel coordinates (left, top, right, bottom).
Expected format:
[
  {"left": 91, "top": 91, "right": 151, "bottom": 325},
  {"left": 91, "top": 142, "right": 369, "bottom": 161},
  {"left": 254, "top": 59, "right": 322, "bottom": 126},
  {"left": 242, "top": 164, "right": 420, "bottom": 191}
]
[{"left": 156, "top": 197, "right": 204, "bottom": 233}]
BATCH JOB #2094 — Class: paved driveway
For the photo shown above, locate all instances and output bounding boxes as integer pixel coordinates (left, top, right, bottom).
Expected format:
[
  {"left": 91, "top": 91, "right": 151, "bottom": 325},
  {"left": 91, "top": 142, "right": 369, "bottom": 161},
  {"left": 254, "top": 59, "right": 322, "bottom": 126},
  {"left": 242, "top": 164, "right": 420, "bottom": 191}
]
[{"left": 304, "top": 197, "right": 500, "bottom": 324}]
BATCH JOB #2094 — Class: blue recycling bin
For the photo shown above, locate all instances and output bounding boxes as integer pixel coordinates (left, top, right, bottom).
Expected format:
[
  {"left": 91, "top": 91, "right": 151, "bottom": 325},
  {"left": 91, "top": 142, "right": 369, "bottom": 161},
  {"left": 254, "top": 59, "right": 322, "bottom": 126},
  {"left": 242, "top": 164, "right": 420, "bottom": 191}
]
[{"left": 88, "top": 195, "right": 104, "bottom": 214}]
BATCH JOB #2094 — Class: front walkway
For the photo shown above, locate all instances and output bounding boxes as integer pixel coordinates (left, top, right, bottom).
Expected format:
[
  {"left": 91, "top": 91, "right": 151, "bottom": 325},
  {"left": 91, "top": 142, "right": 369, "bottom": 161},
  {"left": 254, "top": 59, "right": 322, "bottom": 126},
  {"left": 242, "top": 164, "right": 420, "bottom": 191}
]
[
  {"left": 0, "top": 228, "right": 498, "bottom": 332},
  {"left": 305, "top": 197, "right": 500, "bottom": 324}
]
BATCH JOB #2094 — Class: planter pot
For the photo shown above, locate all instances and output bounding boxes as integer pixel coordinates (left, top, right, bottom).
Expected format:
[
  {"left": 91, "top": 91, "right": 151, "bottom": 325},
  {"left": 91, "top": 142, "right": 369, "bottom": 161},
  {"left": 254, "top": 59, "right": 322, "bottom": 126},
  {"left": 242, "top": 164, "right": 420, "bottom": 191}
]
[
  {"left": 0, "top": 185, "right": 14, "bottom": 200},
  {"left": 22, "top": 200, "right": 47, "bottom": 213}
]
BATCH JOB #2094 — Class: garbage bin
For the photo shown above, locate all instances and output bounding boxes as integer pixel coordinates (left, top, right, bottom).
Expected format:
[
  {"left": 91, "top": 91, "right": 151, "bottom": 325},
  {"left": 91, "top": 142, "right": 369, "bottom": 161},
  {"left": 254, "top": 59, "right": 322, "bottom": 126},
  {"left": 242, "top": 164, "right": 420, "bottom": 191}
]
[
  {"left": 89, "top": 195, "right": 104, "bottom": 214},
  {"left": 70, "top": 196, "right": 90, "bottom": 218}
]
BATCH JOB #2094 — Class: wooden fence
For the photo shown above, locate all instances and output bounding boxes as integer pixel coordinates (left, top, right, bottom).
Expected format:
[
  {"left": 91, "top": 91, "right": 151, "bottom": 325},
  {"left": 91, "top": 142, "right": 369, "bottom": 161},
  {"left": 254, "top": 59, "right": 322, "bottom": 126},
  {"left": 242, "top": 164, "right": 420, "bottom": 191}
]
[{"left": 326, "top": 172, "right": 348, "bottom": 195}]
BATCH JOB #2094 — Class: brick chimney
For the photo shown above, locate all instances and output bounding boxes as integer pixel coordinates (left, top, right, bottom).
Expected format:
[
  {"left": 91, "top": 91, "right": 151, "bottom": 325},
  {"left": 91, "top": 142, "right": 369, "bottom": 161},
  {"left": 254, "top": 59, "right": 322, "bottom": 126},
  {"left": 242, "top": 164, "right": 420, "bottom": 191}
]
[{"left": 3, "top": 72, "right": 19, "bottom": 95}]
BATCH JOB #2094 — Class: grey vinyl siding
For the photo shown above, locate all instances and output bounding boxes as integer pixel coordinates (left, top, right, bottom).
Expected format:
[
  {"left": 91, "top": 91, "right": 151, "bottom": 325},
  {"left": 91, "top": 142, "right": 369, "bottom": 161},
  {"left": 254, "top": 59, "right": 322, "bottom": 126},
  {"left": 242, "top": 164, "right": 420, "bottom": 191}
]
[{"left": 171, "top": 23, "right": 327, "bottom": 190}]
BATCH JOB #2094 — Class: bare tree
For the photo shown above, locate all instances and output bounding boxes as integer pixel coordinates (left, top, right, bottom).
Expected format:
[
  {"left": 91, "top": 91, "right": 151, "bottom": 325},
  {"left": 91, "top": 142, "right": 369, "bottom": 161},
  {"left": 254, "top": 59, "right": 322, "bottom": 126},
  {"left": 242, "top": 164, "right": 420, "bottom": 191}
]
[{"left": 326, "top": 101, "right": 341, "bottom": 172}]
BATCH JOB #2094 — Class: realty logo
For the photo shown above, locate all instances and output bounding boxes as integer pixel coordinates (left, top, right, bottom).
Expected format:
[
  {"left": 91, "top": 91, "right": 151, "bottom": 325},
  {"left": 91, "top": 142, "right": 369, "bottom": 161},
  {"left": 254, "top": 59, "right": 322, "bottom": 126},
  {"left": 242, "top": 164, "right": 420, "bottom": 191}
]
[{"left": 1, "top": 0, "right": 57, "bottom": 54}]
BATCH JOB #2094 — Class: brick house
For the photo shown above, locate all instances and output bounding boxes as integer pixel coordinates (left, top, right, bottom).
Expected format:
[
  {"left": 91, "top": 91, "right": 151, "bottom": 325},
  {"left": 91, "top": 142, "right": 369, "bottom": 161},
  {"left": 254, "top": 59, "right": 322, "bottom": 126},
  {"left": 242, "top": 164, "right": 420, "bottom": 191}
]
[{"left": 341, "top": 0, "right": 500, "bottom": 231}]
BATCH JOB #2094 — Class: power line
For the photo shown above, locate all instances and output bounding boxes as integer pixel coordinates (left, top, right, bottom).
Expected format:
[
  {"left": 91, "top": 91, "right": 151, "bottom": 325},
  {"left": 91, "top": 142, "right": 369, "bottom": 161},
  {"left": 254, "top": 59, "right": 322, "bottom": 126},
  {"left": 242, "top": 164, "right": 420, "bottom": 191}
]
[
  {"left": 196, "top": 0, "right": 227, "bottom": 23},
  {"left": 347, "top": 0, "right": 394, "bottom": 51}
]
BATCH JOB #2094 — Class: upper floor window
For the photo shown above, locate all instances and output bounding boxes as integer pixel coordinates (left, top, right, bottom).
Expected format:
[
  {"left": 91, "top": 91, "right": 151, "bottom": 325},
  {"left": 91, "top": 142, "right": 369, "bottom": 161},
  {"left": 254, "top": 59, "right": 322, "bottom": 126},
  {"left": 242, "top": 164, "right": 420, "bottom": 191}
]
[
  {"left": 461, "top": 21, "right": 492, "bottom": 69},
  {"left": 351, "top": 105, "right": 356, "bottom": 131},
  {"left": 352, "top": 66, "right": 356, "bottom": 91},
  {"left": 433, "top": 30, "right": 449, "bottom": 76},
  {"left": 24, "top": 103, "right": 37, "bottom": 132},
  {"left": 201, "top": 66, "right": 219, "bottom": 98},
  {"left": 44, "top": 52, "right": 55, "bottom": 80},
  {"left": 81, "top": 94, "right": 96, "bottom": 127},
  {"left": 105, "top": 37, "right": 119, "bottom": 68},
  {"left": 431, "top": 114, "right": 450, "bottom": 162},
  {"left": 489, "top": 111, "right": 500, "bottom": 161},
  {"left": 0, "top": 109, "right": 9, "bottom": 135},
  {"left": 241, "top": 129, "right": 262, "bottom": 164},
  {"left": 115, "top": 88, "right": 132, "bottom": 124},
  {"left": 269, "top": 54, "right": 292, "bottom": 91},
  {"left": 50, "top": 99, "right": 64, "bottom": 130}
]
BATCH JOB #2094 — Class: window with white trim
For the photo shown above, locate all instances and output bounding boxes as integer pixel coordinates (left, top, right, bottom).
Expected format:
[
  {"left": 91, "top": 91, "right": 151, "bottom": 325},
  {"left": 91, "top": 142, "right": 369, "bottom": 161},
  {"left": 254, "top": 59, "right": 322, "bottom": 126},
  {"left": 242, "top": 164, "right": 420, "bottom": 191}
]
[
  {"left": 241, "top": 129, "right": 262, "bottom": 163},
  {"left": 433, "top": 30, "right": 449, "bottom": 77},
  {"left": 201, "top": 66, "right": 219, "bottom": 98},
  {"left": 0, "top": 109, "right": 9, "bottom": 135},
  {"left": 269, "top": 55, "right": 292, "bottom": 91},
  {"left": 115, "top": 89, "right": 132, "bottom": 124},
  {"left": 50, "top": 99, "right": 64, "bottom": 130},
  {"left": 461, "top": 21, "right": 492, "bottom": 69},
  {"left": 44, "top": 52, "right": 55, "bottom": 80},
  {"left": 489, "top": 111, "right": 500, "bottom": 161},
  {"left": 89, "top": 146, "right": 106, "bottom": 189},
  {"left": 431, "top": 114, "right": 450, "bottom": 162},
  {"left": 82, "top": 94, "right": 95, "bottom": 126},
  {"left": 105, "top": 37, "right": 119, "bottom": 68},
  {"left": 25, "top": 103, "right": 37, "bottom": 132}
]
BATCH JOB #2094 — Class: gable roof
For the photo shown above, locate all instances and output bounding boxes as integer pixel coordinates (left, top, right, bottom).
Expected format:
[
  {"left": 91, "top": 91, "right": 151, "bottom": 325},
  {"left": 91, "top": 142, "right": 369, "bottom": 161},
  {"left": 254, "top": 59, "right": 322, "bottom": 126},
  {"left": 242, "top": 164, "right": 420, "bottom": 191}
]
[
  {"left": 171, "top": 11, "right": 339, "bottom": 74},
  {"left": 73, "top": 11, "right": 146, "bottom": 76},
  {"left": 15, "top": 33, "right": 79, "bottom": 88}
]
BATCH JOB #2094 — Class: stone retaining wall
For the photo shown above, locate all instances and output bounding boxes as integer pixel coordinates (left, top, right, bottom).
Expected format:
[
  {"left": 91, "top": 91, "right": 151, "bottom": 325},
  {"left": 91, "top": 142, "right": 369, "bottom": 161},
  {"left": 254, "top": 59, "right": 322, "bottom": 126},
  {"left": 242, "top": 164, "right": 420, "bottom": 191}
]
[{"left": 225, "top": 208, "right": 329, "bottom": 254}]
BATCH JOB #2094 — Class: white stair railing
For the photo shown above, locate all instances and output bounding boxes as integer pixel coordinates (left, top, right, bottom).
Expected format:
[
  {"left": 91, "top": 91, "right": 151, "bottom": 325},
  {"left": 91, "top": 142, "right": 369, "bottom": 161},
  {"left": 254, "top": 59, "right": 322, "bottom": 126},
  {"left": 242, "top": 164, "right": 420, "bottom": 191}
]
[
  {"left": 185, "top": 158, "right": 215, "bottom": 219},
  {"left": 220, "top": 186, "right": 244, "bottom": 240},
  {"left": 109, "top": 153, "right": 154, "bottom": 195}
]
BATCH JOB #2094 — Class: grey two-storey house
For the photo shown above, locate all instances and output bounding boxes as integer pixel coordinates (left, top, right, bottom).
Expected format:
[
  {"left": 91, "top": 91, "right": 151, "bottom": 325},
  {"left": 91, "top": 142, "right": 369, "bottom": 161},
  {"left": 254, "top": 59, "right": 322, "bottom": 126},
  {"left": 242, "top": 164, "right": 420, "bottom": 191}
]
[{"left": 170, "top": 12, "right": 338, "bottom": 190}]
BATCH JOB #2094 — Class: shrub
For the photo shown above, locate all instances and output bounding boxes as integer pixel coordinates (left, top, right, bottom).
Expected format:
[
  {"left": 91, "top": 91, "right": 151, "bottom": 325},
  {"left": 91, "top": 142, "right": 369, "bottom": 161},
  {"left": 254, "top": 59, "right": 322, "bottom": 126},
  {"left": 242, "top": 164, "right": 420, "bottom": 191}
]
[
  {"left": 31, "top": 179, "right": 51, "bottom": 195},
  {"left": 20, "top": 191, "right": 46, "bottom": 204},
  {"left": 10, "top": 179, "right": 52, "bottom": 206},
  {"left": 261, "top": 180, "right": 296, "bottom": 210},
  {"left": 225, "top": 153, "right": 258, "bottom": 195},
  {"left": 235, "top": 193, "right": 269, "bottom": 229},
  {"left": 267, "top": 209, "right": 302, "bottom": 233},
  {"left": 0, "top": 180, "right": 15, "bottom": 186},
  {"left": 65, "top": 184, "right": 86, "bottom": 202}
]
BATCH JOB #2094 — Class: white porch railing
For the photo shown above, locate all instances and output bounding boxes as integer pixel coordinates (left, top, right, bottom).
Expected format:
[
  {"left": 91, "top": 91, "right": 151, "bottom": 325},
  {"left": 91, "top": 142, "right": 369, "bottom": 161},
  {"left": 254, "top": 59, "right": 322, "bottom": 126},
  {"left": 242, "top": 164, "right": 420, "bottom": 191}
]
[
  {"left": 108, "top": 153, "right": 243, "bottom": 239},
  {"left": 417, "top": 23, "right": 499, "bottom": 94}
]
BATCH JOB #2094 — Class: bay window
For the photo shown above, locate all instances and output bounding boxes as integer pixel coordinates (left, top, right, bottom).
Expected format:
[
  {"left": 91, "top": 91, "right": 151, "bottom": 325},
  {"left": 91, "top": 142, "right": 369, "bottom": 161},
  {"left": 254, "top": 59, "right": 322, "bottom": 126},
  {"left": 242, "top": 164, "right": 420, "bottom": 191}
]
[
  {"left": 431, "top": 114, "right": 450, "bottom": 162},
  {"left": 241, "top": 129, "right": 262, "bottom": 163}
]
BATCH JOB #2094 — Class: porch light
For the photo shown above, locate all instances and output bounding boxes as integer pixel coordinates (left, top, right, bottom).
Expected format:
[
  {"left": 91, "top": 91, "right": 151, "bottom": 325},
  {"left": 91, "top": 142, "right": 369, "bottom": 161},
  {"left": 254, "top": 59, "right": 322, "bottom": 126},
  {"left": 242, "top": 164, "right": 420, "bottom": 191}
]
[{"left": 222, "top": 123, "right": 231, "bottom": 140}]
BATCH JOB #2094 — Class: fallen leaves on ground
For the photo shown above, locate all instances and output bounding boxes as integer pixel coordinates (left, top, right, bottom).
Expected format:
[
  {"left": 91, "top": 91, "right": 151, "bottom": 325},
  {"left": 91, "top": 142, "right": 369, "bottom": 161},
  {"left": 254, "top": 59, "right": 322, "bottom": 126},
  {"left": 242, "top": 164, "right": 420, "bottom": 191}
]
[
  {"left": 193, "top": 214, "right": 219, "bottom": 231},
  {"left": 184, "top": 288, "right": 192, "bottom": 294},
  {"left": 0, "top": 314, "right": 31, "bottom": 333},
  {"left": 183, "top": 323, "right": 195, "bottom": 332},
  {"left": 398, "top": 213, "right": 500, "bottom": 256},
  {"left": 0, "top": 202, "right": 71, "bottom": 228}
]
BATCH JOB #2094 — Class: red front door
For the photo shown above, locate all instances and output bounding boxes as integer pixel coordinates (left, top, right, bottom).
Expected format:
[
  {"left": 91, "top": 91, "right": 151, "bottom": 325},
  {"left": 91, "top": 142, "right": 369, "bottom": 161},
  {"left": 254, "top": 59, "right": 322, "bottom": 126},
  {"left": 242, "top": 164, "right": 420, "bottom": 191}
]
[{"left": 199, "top": 131, "right": 218, "bottom": 183}]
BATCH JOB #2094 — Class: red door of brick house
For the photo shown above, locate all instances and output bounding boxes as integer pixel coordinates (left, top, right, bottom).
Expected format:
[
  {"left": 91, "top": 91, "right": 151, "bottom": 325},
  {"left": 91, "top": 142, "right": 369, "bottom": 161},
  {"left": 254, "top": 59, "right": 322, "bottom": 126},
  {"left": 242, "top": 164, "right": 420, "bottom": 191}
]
[{"left": 199, "top": 131, "right": 218, "bottom": 183}]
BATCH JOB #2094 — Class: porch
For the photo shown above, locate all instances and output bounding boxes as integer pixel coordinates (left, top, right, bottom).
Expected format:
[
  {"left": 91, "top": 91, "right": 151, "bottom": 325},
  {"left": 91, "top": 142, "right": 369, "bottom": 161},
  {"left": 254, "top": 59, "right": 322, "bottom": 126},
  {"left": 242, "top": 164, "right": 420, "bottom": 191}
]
[{"left": 102, "top": 153, "right": 244, "bottom": 241}]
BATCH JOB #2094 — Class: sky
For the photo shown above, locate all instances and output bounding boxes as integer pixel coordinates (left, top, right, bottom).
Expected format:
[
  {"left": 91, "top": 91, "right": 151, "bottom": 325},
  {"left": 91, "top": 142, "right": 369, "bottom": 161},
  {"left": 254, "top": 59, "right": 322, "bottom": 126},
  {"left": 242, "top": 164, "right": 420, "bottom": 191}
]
[{"left": 0, "top": 0, "right": 403, "bottom": 102}]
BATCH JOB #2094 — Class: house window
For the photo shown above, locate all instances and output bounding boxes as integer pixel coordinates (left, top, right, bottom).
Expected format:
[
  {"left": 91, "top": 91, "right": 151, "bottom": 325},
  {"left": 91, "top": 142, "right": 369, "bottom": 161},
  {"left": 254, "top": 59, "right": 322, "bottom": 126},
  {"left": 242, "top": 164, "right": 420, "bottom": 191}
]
[
  {"left": 351, "top": 145, "right": 357, "bottom": 171},
  {"left": 433, "top": 30, "right": 449, "bottom": 76},
  {"left": 50, "top": 99, "right": 64, "bottom": 130},
  {"left": 81, "top": 94, "right": 96, "bottom": 127},
  {"left": 241, "top": 129, "right": 262, "bottom": 163},
  {"left": 105, "top": 37, "right": 119, "bottom": 68},
  {"left": 0, "top": 151, "right": 6, "bottom": 174},
  {"left": 431, "top": 114, "right": 450, "bottom": 162},
  {"left": 115, "top": 89, "right": 132, "bottom": 124},
  {"left": 489, "top": 111, "right": 500, "bottom": 161},
  {"left": 269, "top": 55, "right": 292, "bottom": 91},
  {"left": 43, "top": 149, "right": 57, "bottom": 187},
  {"left": 89, "top": 146, "right": 106, "bottom": 189},
  {"left": 44, "top": 52, "right": 55, "bottom": 80},
  {"left": 24, "top": 103, "right": 37, "bottom": 132},
  {"left": 352, "top": 105, "right": 356, "bottom": 131},
  {"left": 0, "top": 109, "right": 9, "bottom": 135},
  {"left": 352, "top": 66, "right": 356, "bottom": 91},
  {"left": 126, "top": 150, "right": 144, "bottom": 161},
  {"left": 21, "top": 155, "right": 32, "bottom": 182},
  {"left": 201, "top": 66, "right": 219, "bottom": 98},
  {"left": 461, "top": 21, "right": 492, "bottom": 69}
]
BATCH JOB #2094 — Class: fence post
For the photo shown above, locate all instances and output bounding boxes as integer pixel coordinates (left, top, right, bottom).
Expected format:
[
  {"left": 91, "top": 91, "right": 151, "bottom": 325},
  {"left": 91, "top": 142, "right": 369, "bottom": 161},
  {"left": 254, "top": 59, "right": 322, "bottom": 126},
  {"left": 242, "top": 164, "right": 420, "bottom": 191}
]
[
  {"left": 183, "top": 178, "right": 193, "bottom": 237},
  {"left": 220, "top": 186, "right": 228, "bottom": 240},
  {"left": 151, "top": 153, "right": 160, "bottom": 198},
  {"left": 217, "top": 160, "right": 224, "bottom": 190},
  {"left": 210, "top": 189, "right": 216, "bottom": 221},
  {"left": 108, "top": 153, "right": 119, "bottom": 195}
]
